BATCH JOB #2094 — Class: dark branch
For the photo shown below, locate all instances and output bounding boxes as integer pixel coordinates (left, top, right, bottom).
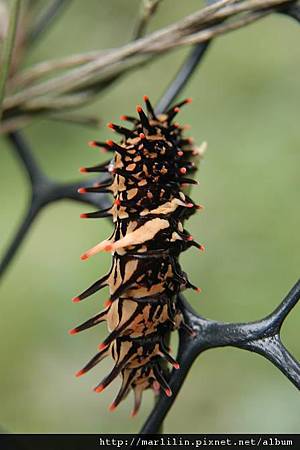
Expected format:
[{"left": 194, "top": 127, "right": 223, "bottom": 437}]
[
  {"left": 266, "top": 277, "right": 300, "bottom": 330},
  {"left": 0, "top": 131, "right": 110, "bottom": 279},
  {"left": 141, "top": 279, "right": 300, "bottom": 433},
  {"left": 0, "top": 200, "right": 39, "bottom": 277},
  {"left": 242, "top": 335, "right": 300, "bottom": 389},
  {"left": 7, "top": 131, "right": 44, "bottom": 185},
  {"left": 51, "top": 178, "right": 112, "bottom": 209},
  {"left": 155, "top": 42, "right": 211, "bottom": 114},
  {"left": 280, "top": 2, "right": 300, "bottom": 22}
]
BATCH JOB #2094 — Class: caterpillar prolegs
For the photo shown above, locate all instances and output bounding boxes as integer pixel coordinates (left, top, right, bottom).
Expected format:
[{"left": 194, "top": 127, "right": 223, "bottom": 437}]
[{"left": 71, "top": 96, "right": 205, "bottom": 416}]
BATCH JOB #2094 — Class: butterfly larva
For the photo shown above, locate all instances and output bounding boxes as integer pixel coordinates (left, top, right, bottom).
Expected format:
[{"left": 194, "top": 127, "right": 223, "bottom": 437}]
[{"left": 70, "top": 96, "right": 205, "bottom": 416}]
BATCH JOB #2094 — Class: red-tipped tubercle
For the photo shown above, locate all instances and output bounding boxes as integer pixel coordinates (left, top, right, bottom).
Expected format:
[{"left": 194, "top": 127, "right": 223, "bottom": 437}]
[
  {"left": 78, "top": 188, "right": 86, "bottom": 194},
  {"left": 195, "top": 287, "right": 202, "bottom": 293},
  {"left": 165, "top": 388, "right": 172, "bottom": 397},
  {"left": 114, "top": 198, "right": 121, "bottom": 207},
  {"left": 75, "top": 369, "right": 85, "bottom": 378},
  {"left": 79, "top": 167, "right": 87, "bottom": 173},
  {"left": 107, "top": 122, "right": 114, "bottom": 130},
  {"left": 139, "top": 133, "right": 145, "bottom": 139},
  {"left": 104, "top": 299, "right": 112, "bottom": 308},
  {"left": 94, "top": 384, "right": 105, "bottom": 393},
  {"left": 177, "top": 151, "right": 184, "bottom": 157},
  {"left": 187, "top": 235, "right": 193, "bottom": 241},
  {"left": 199, "top": 245, "right": 205, "bottom": 252},
  {"left": 186, "top": 98, "right": 192, "bottom": 104},
  {"left": 72, "top": 296, "right": 80, "bottom": 303},
  {"left": 88, "top": 140, "right": 97, "bottom": 148},
  {"left": 130, "top": 409, "right": 137, "bottom": 418},
  {"left": 179, "top": 167, "right": 187, "bottom": 174},
  {"left": 174, "top": 106, "right": 180, "bottom": 112},
  {"left": 106, "top": 139, "right": 114, "bottom": 147},
  {"left": 173, "top": 362, "right": 180, "bottom": 370},
  {"left": 80, "top": 253, "right": 89, "bottom": 261},
  {"left": 80, "top": 213, "right": 88, "bottom": 219},
  {"left": 136, "top": 105, "right": 143, "bottom": 113},
  {"left": 143, "top": 95, "right": 149, "bottom": 102},
  {"left": 98, "top": 343, "right": 108, "bottom": 351},
  {"left": 120, "top": 115, "right": 127, "bottom": 121},
  {"left": 109, "top": 403, "right": 117, "bottom": 412},
  {"left": 186, "top": 203, "right": 194, "bottom": 208},
  {"left": 69, "top": 328, "right": 78, "bottom": 335}
]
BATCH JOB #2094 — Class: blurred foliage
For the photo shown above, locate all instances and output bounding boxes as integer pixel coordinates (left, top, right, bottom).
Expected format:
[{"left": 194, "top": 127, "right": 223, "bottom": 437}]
[{"left": 0, "top": 0, "right": 299, "bottom": 434}]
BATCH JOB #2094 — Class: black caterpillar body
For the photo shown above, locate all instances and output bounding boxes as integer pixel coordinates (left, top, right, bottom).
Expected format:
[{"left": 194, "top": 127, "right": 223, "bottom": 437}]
[{"left": 71, "top": 96, "right": 204, "bottom": 416}]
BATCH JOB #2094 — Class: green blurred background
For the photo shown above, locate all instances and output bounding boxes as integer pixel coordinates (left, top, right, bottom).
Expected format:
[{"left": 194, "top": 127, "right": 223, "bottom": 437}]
[{"left": 0, "top": 0, "right": 299, "bottom": 434}]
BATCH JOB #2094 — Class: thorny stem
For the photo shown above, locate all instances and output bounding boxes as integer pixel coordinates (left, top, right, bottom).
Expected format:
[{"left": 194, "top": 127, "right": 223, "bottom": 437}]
[{"left": 0, "top": 0, "right": 21, "bottom": 121}]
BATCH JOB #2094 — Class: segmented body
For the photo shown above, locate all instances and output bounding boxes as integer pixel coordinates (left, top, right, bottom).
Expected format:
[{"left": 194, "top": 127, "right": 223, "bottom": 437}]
[{"left": 71, "top": 96, "right": 204, "bottom": 415}]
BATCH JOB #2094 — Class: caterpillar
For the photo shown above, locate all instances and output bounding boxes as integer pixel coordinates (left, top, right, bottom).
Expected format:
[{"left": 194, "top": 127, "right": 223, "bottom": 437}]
[{"left": 70, "top": 96, "right": 205, "bottom": 416}]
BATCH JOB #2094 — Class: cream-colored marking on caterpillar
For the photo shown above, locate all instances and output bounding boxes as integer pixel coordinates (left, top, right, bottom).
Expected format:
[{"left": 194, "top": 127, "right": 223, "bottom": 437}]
[
  {"left": 138, "top": 179, "right": 147, "bottom": 187},
  {"left": 113, "top": 340, "right": 134, "bottom": 365},
  {"left": 107, "top": 299, "right": 138, "bottom": 332},
  {"left": 80, "top": 240, "right": 112, "bottom": 260},
  {"left": 105, "top": 218, "right": 169, "bottom": 252},
  {"left": 108, "top": 258, "right": 138, "bottom": 294},
  {"left": 140, "top": 197, "right": 187, "bottom": 216},
  {"left": 126, "top": 163, "right": 136, "bottom": 172},
  {"left": 113, "top": 206, "right": 129, "bottom": 221},
  {"left": 127, "top": 188, "right": 138, "bottom": 200},
  {"left": 171, "top": 232, "right": 182, "bottom": 242}
]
